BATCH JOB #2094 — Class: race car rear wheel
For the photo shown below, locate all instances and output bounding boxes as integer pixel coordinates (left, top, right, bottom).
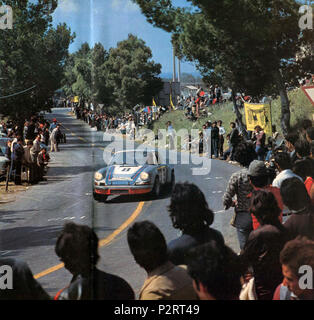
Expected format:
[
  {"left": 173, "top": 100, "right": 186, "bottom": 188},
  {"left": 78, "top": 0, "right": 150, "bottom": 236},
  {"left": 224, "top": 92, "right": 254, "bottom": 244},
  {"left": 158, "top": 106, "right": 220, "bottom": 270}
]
[
  {"left": 152, "top": 176, "right": 161, "bottom": 198},
  {"left": 170, "top": 171, "right": 175, "bottom": 191}
]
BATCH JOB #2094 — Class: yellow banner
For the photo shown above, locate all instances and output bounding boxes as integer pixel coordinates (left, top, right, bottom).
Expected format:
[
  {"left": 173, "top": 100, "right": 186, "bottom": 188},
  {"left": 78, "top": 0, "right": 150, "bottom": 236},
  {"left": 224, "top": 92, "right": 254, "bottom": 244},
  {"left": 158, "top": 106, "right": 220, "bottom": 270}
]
[
  {"left": 73, "top": 96, "right": 79, "bottom": 103},
  {"left": 244, "top": 103, "right": 272, "bottom": 135},
  {"left": 170, "top": 94, "right": 175, "bottom": 110},
  {"left": 152, "top": 97, "right": 157, "bottom": 107}
]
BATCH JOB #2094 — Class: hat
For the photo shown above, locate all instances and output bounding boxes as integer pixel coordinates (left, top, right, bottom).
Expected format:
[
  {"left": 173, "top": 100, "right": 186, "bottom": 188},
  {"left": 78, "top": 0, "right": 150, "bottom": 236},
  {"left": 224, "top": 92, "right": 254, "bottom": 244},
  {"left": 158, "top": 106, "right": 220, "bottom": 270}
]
[
  {"left": 53, "top": 118, "right": 57, "bottom": 122},
  {"left": 248, "top": 160, "right": 268, "bottom": 177}
]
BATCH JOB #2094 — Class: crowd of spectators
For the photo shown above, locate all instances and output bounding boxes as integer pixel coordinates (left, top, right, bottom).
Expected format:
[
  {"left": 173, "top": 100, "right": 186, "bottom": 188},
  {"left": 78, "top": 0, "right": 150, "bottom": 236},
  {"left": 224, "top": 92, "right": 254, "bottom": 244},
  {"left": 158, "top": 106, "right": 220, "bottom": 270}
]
[{"left": 0, "top": 115, "right": 65, "bottom": 185}]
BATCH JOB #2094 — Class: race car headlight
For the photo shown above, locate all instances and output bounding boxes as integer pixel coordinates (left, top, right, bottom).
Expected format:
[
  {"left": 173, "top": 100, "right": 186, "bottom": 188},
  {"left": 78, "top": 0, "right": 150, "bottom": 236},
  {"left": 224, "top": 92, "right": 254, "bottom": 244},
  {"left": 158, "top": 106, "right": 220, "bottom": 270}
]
[
  {"left": 140, "top": 172, "right": 150, "bottom": 181},
  {"left": 94, "top": 172, "right": 103, "bottom": 181}
]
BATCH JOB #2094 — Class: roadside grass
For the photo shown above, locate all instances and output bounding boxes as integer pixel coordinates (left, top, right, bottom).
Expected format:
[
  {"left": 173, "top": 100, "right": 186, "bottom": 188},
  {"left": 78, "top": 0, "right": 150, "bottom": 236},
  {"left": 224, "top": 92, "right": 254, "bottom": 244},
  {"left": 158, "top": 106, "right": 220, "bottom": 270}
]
[{"left": 147, "top": 88, "right": 313, "bottom": 149}]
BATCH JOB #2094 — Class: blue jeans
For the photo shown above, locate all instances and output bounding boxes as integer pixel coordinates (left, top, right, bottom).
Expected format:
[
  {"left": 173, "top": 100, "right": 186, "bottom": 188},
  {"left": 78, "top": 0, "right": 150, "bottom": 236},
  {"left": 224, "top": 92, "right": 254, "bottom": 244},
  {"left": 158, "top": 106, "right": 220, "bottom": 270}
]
[
  {"left": 256, "top": 145, "right": 265, "bottom": 161},
  {"left": 236, "top": 228, "right": 252, "bottom": 251},
  {"left": 233, "top": 210, "right": 253, "bottom": 250}
]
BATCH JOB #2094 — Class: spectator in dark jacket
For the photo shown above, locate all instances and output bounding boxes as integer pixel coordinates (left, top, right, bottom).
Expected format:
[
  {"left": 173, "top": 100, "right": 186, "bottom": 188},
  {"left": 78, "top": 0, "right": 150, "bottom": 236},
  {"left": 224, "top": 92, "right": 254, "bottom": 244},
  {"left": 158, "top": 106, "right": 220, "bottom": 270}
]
[
  {"left": 167, "top": 182, "right": 224, "bottom": 265},
  {"left": 54, "top": 222, "right": 135, "bottom": 300},
  {"left": 280, "top": 178, "right": 314, "bottom": 240},
  {"left": 12, "top": 138, "right": 24, "bottom": 185},
  {"left": 211, "top": 121, "right": 219, "bottom": 158},
  {"left": 229, "top": 122, "right": 240, "bottom": 161},
  {"left": 0, "top": 258, "right": 50, "bottom": 300},
  {"left": 240, "top": 190, "right": 289, "bottom": 300}
]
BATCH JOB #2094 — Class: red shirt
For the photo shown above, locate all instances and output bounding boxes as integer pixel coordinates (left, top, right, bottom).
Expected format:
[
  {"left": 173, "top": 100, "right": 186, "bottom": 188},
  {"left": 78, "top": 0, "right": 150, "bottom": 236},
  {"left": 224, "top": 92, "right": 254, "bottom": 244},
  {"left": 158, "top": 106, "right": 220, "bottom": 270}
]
[
  {"left": 249, "top": 185, "right": 284, "bottom": 230},
  {"left": 305, "top": 177, "right": 314, "bottom": 204}
]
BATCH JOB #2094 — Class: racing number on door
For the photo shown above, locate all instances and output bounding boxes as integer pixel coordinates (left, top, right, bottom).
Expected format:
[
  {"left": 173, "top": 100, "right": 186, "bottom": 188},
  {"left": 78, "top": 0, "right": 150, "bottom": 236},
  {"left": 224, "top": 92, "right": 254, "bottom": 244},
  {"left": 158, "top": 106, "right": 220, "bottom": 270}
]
[{"left": 158, "top": 166, "right": 167, "bottom": 184}]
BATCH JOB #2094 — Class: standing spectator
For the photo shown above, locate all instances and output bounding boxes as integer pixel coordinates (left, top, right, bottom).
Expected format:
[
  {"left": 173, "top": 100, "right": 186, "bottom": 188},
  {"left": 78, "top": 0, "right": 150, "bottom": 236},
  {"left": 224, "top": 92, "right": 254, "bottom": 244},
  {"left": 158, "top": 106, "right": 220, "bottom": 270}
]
[
  {"left": 240, "top": 190, "right": 289, "bottom": 300},
  {"left": 23, "top": 141, "right": 35, "bottom": 184},
  {"left": 294, "top": 139, "right": 311, "bottom": 160},
  {"left": 43, "top": 126, "right": 50, "bottom": 147},
  {"left": 167, "top": 183, "right": 224, "bottom": 266},
  {"left": 273, "top": 237, "right": 314, "bottom": 300},
  {"left": 211, "top": 121, "right": 219, "bottom": 158},
  {"left": 24, "top": 120, "right": 36, "bottom": 144},
  {"left": 37, "top": 147, "right": 49, "bottom": 181},
  {"left": 204, "top": 122, "right": 211, "bottom": 156},
  {"left": 229, "top": 122, "right": 240, "bottom": 162},
  {"left": 284, "top": 133, "right": 299, "bottom": 163},
  {"left": 293, "top": 158, "right": 314, "bottom": 204},
  {"left": 214, "top": 85, "right": 222, "bottom": 103},
  {"left": 222, "top": 142, "right": 257, "bottom": 250},
  {"left": 217, "top": 120, "right": 225, "bottom": 158},
  {"left": 247, "top": 160, "right": 283, "bottom": 230},
  {"left": 187, "top": 241, "right": 244, "bottom": 300},
  {"left": 55, "top": 223, "right": 134, "bottom": 300},
  {"left": 272, "top": 152, "right": 303, "bottom": 189},
  {"left": 223, "top": 134, "right": 231, "bottom": 160},
  {"left": 280, "top": 178, "right": 314, "bottom": 240},
  {"left": 12, "top": 138, "right": 24, "bottom": 185},
  {"left": 127, "top": 221, "right": 197, "bottom": 300},
  {"left": 50, "top": 125, "right": 61, "bottom": 152},
  {"left": 49, "top": 118, "right": 58, "bottom": 133},
  {"left": 31, "top": 135, "right": 41, "bottom": 161},
  {"left": 306, "top": 127, "right": 314, "bottom": 144},
  {"left": 166, "top": 121, "right": 175, "bottom": 150},
  {"left": 252, "top": 126, "right": 266, "bottom": 160}
]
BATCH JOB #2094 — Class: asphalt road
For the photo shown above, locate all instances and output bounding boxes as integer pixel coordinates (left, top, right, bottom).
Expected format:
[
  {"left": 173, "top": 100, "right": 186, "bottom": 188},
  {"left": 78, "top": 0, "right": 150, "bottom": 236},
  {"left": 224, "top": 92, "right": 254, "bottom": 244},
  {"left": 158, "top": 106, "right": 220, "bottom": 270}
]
[{"left": 0, "top": 108, "right": 240, "bottom": 298}]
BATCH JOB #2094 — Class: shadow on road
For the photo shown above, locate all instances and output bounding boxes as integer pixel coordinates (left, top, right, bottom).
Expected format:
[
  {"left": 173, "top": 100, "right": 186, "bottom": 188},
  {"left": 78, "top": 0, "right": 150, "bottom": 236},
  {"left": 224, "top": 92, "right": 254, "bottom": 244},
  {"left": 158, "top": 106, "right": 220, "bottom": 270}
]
[{"left": 0, "top": 225, "right": 63, "bottom": 252}]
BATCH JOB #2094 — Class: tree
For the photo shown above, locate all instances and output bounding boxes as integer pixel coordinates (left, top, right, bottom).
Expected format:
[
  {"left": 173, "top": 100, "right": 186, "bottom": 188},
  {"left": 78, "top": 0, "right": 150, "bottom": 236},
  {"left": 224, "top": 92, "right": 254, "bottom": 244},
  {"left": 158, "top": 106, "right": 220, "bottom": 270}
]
[
  {"left": 0, "top": 0, "right": 75, "bottom": 120},
  {"left": 133, "top": 0, "right": 314, "bottom": 135},
  {"left": 62, "top": 42, "right": 111, "bottom": 105},
  {"left": 104, "top": 34, "right": 163, "bottom": 111}
]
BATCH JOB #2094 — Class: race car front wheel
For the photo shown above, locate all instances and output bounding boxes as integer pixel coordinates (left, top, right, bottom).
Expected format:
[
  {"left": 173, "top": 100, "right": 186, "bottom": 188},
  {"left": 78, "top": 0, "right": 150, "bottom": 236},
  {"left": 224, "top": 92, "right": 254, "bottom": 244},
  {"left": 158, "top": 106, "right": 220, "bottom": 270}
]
[
  {"left": 93, "top": 192, "right": 108, "bottom": 202},
  {"left": 152, "top": 176, "right": 161, "bottom": 198}
]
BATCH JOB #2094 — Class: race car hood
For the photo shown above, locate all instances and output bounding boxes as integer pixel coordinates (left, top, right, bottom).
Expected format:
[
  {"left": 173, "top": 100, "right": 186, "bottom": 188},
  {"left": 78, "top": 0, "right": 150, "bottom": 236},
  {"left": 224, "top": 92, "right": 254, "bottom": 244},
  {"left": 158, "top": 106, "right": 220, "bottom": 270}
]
[{"left": 105, "top": 165, "right": 148, "bottom": 185}]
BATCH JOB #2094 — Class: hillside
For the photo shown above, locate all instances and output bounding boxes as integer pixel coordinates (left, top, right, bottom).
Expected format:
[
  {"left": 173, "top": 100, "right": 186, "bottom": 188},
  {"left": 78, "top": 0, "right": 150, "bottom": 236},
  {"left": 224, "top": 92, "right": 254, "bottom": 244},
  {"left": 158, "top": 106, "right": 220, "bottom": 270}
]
[{"left": 149, "top": 88, "right": 313, "bottom": 139}]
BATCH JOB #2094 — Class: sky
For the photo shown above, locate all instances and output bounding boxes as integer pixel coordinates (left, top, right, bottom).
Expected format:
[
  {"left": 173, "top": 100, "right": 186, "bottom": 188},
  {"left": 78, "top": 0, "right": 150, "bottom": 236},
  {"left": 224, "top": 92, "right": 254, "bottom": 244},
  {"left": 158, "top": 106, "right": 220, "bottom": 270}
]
[{"left": 52, "top": 0, "right": 200, "bottom": 76}]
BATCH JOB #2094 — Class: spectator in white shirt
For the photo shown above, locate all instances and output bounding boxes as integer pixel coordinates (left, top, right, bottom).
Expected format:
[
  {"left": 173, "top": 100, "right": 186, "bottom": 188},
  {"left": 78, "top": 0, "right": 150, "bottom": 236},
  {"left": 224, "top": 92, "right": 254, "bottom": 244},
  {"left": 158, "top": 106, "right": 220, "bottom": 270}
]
[
  {"left": 217, "top": 120, "right": 226, "bottom": 158},
  {"left": 272, "top": 152, "right": 303, "bottom": 189}
]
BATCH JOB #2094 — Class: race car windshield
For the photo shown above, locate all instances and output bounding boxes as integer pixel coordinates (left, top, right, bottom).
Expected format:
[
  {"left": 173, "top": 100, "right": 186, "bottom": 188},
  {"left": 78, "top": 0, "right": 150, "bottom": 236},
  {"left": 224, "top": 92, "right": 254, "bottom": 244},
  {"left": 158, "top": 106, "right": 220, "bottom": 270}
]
[{"left": 110, "top": 151, "right": 152, "bottom": 166}]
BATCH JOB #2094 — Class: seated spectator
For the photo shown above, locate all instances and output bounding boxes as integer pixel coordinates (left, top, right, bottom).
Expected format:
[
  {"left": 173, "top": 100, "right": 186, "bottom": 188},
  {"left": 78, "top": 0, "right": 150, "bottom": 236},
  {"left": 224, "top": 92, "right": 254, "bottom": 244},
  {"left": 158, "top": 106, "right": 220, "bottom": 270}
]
[
  {"left": 127, "top": 221, "right": 197, "bottom": 300},
  {"left": 187, "top": 241, "right": 244, "bottom": 300},
  {"left": 280, "top": 178, "right": 314, "bottom": 240},
  {"left": 272, "top": 152, "right": 303, "bottom": 189},
  {"left": 240, "top": 190, "right": 289, "bottom": 300},
  {"left": 54, "top": 223, "right": 134, "bottom": 300},
  {"left": 273, "top": 237, "right": 314, "bottom": 300},
  {"left": 247, "top": 160, "right": 283, "bottom": 230},
  {"left": 0, "top": 258, "right": 50, "bottom": 300},
  {"left": 167, "top": 183, "right": 224, "bottom": 265}
]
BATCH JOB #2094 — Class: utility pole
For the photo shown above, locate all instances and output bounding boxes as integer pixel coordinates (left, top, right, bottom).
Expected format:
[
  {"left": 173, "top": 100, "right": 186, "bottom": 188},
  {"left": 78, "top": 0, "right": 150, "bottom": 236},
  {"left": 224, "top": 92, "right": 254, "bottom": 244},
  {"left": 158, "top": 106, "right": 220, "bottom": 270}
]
[{"left": 172, "top": 46, "right": 176, "bottom": 82}]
